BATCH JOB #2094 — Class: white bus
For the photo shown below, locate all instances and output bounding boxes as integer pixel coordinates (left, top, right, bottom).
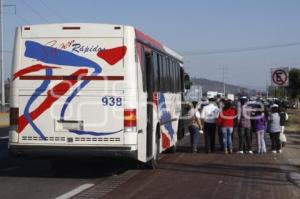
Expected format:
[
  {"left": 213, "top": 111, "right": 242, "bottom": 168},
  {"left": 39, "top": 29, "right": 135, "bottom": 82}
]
[{"left": 9, "top": 23, "right": 189, "bottom": 168}]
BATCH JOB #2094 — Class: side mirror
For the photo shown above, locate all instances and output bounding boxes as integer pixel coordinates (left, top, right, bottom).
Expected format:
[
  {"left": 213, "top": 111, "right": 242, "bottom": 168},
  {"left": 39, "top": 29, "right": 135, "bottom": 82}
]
[{"left": 184, "top": 74, "right": 192, "bottom": 90}]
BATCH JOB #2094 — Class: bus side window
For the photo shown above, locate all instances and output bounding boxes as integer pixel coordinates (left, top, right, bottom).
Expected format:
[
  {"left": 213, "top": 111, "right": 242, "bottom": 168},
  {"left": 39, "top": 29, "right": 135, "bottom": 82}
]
[
  {"left": 168, "top": 59, "right": 172, "bottom": 93},
  {"left": 180, "top": 67, "right": 184, "bottom": 92},
  {"left": 175, "top": 62, "right": 180, "bottom": 92},
  {"left": 171, "top": 60, "right": 176, "bottom": 93},
  {"left": 159, "top": 55, "right": 164, "bottom": 92},
  {"left": 168, "top": 58, "right": 172, "bottom": 93},
  {"left": 141, "top": 46, "right": 147, "bottom": 92},
  {"left": 162, "top": 56, "right": 167, "bottom": 92},
  {"left": 152, "top": 52, "right": 160, "bottom": 92},
  {"left": 166, "top": 58, "right": 171, "bottom": 92},
  {"left": 176, "top": 63, "right": 179, "bottom": 92}
]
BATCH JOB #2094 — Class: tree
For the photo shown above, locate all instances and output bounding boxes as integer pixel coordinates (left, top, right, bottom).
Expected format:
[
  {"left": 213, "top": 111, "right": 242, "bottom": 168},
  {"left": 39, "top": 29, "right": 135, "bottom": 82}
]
[
  {"left": 287, "top": 68, "right": 300, "bottom": 100},
  {"left": 267, "top": 86, "right": 285, "bottom": 98}
]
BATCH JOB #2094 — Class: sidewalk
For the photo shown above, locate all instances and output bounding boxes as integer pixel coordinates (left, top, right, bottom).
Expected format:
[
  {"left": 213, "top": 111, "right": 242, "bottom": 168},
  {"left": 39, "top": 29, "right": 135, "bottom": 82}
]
[{"left": 101, "top": 132, "right": 300, "bottom": 199}]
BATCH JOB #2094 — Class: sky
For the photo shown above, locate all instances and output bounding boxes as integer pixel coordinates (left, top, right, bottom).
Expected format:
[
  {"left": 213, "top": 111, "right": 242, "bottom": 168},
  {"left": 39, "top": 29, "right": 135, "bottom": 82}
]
[{"left": 3, "top": 0, "right": 300, "bottom": 90}]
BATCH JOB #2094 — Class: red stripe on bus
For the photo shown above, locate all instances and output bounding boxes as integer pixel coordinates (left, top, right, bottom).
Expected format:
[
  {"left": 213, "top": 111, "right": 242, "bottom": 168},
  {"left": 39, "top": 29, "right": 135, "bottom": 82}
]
[
  {"left": 13, "top": 64, "right": 60, "bottom": 80},
  {"left": 19, "top": 76, "right": 124, "bottom": 80},
  {"left": 17, "top": 69, "right": 89, "bottom": 133}
]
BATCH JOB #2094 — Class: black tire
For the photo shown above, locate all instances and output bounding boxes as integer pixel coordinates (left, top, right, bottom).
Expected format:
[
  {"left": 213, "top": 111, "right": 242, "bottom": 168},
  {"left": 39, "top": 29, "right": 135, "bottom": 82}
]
[
  {"left": 168, "top": 144, "right": 177, "bottom": 153},
  {"left": 145, "top": 127, "right": 160, "bottom": 169}
]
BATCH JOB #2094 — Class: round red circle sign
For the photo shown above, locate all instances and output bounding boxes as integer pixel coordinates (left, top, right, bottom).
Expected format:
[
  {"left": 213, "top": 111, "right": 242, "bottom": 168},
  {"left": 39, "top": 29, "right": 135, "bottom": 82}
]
[{"left": 272, "top": 69, "right": 288, "bottom": 86}]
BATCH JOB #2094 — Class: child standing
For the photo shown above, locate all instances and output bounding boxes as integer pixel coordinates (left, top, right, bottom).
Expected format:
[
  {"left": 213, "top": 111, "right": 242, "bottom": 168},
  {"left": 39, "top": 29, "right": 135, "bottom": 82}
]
[{"left": 255, "top": 111, "right": 267, "bottom": 154}]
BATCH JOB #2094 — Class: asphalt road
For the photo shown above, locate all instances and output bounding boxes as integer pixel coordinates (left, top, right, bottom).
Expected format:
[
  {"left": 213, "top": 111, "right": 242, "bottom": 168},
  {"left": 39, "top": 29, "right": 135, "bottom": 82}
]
[
  {"left": 0, "top": 127, "right": 135, "bottom": 199},
  {"left": 0, "top": 126, "right": 300, "bottom": 199}
]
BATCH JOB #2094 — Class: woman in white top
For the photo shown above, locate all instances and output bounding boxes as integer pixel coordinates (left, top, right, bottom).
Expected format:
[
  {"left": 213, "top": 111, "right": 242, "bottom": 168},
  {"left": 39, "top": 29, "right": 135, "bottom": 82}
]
[{"left": 268, "top": 104, "right": 282, "bottom": 154}]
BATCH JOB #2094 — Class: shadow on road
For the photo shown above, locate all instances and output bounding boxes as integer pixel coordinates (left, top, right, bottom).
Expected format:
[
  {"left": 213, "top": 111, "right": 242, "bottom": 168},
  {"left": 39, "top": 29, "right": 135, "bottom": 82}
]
[
  {"left": 0, "top": 126, "right": 138, "bottom": 179},
  {"left": 1, "top": 137, "right": 136, "bottom": 179},
  {"left": 0, "top": 154, "right": 136, "bottom": 179}
]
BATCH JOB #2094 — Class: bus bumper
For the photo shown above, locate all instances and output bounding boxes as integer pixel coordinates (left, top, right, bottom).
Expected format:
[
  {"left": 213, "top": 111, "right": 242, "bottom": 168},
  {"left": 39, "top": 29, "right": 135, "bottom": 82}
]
[{"left": 9, "top": 144, "right": 137, "bottom": 159}]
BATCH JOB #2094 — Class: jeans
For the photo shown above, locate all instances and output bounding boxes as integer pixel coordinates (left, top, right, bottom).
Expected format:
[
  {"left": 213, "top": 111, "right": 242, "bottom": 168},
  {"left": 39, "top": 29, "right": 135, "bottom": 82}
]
[
  {"left": 222, "top": 127, "right": 233, "bottom": 150},
  {"left": 217, "top": 125, "right": 224, "bottom": 150},
  {"left": 238, "top": 126, "right": 252, "bottom": 152},
  {"left": 256, "top": 130, "right": 266, "bottom": 153},
  {"left": 188, "top": 125, "right": 200, "bottom": 151},
  {"left": 204, "top": 122, "right": 217, "bottom": 152},
  {"left": 270, "top": 132, "right": 281, "bottom": 151}
]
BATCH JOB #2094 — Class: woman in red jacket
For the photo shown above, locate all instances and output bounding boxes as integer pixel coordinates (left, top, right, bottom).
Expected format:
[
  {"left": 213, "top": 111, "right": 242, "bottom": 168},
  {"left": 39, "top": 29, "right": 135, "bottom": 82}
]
[{"left": 217, "top": 100, "right": 236, "bottom": 154}]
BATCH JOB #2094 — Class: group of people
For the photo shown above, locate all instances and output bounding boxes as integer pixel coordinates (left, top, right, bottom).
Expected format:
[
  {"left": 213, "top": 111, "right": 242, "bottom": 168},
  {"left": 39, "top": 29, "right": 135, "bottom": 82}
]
[{"left": 187, "top": 97, "right": 288, "bottom": 155}]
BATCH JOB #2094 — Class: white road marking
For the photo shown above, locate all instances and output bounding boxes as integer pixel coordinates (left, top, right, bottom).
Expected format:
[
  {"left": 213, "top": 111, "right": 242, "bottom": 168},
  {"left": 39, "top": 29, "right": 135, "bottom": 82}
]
[
  {"left": 55, "top": 183, "right": 94, "bottom": 199},
  {"left": 0, "top": 136, "right": 8, "bottom": 140}
]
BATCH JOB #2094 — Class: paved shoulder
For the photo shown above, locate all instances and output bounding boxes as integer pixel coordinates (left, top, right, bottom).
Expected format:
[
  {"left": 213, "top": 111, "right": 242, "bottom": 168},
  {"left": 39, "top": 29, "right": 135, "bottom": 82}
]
[{"left": 102, "top": 135, "right": 300, "bottom": 199}]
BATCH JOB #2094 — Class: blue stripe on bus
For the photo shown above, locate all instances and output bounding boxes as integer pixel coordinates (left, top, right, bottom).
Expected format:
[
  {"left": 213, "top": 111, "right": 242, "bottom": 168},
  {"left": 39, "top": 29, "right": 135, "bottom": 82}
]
[
  {"left": 69, "top": 129, "right": 122, "bottom": 136},
  {"left": 23, "top": 68, "right": 53, "bottom": 140}
]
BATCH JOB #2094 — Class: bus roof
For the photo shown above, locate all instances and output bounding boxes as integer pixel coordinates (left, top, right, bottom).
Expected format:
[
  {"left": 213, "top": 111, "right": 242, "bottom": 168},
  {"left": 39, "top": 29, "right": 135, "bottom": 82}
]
[
  {"left": 20, "top": 23, "right": 183, "bottom": 62},
  {"left": 134, "top": 29, "right": 183, "bottom": 62}
]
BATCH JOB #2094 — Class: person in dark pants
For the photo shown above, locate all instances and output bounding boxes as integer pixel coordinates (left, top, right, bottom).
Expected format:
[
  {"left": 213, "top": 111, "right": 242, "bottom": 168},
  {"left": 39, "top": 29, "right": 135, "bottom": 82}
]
[
  {"left": 268, "top": 104, "right": 282, "bottom": 153},
  {"left": 238, "top": 127, "right": 252, "bottom": 153},
  {"left": 201, "top": 98, "right": 220, "bottom": 153},
  {"left": 237, "top": 97, "right": 253, "bottom": 154},
  {"left": 279, "top": 106, "right": 288, "bottom": 147},
  {"left": 217, "top": 126, "right": 224, "bottom": 151}
]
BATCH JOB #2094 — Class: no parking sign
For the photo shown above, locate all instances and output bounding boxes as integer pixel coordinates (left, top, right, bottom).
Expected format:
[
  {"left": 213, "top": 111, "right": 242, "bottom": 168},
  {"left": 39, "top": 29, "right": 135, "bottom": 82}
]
[{"left": 271, "top": 68, "right": 289, "bottom": 87}]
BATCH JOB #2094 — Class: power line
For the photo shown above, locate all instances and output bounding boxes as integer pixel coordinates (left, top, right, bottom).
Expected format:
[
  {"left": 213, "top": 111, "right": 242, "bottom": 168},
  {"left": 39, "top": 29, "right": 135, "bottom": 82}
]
[
  {"left": 38, "top": 0, "right": 65, "bottom": 21},
  {"left": 21, "top": 0, "right": 50, "bottom": 23},
  {"left": 181, "top": 41, "right": 300, "bottom": 56}
]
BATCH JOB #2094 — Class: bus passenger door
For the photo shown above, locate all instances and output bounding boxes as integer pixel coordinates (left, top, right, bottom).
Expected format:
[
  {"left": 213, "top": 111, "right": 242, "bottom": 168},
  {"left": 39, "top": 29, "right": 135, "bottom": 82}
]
[{"left": 144, "top": 49, "right": 154, "bottom": 158}]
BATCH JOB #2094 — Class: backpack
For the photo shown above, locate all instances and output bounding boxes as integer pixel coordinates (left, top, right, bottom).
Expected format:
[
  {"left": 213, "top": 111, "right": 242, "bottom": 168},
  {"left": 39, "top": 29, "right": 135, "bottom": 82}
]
[{"left": 188, "top": 109, "right": 200, "bottom": 128}]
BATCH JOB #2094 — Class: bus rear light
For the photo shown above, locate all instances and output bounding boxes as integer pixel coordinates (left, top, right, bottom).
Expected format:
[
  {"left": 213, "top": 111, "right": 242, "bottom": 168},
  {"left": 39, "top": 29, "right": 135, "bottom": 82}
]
[
  {"left": 10, "top": 107, "right": 19, "bottom": 127},
  {"left": 24, "top": 27, "right": 30, "bottom": 30},
  {"left": 124, "top": 109, "right": 137, "bottom": 132}
]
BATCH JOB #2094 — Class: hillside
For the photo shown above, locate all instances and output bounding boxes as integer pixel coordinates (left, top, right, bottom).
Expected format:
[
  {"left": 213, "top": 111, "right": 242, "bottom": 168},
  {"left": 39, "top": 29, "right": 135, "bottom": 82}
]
[{"left": 191, "top": 77, "right": 255, "bottom": 95}]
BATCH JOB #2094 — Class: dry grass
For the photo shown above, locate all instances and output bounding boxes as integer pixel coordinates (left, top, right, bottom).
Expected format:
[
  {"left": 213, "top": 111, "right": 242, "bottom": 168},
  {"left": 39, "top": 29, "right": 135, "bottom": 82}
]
[
  {"left": 286, "top": 109, "right": 300, "bottom": 132},
  {"left": 0, "top": 112, "right": 9, "bottom": 127}
]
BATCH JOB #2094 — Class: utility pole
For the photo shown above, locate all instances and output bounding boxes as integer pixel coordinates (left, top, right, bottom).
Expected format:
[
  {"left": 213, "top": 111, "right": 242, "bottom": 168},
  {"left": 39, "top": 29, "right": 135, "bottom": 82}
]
[
  {"left": 0, "top": 2, "right": 15, "bottom": 112},
  {"left": 0, "top": 0, "right": 4, "bottom": 112},
  {"left": 266, "top": 70, "right": 269, "bottom": 98},
  {"left": 222, "top": 66, "right": 226, "bottom": 95}
]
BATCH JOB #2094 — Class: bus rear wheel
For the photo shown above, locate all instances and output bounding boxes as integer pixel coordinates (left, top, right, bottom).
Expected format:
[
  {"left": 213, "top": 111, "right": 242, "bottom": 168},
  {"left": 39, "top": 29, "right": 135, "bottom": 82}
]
[
  {"left": 166, "top": 144, "right": 177, "bottom": 154},
  {"left": 145, "top": 128, "right": 160, "bottom": 169}
]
